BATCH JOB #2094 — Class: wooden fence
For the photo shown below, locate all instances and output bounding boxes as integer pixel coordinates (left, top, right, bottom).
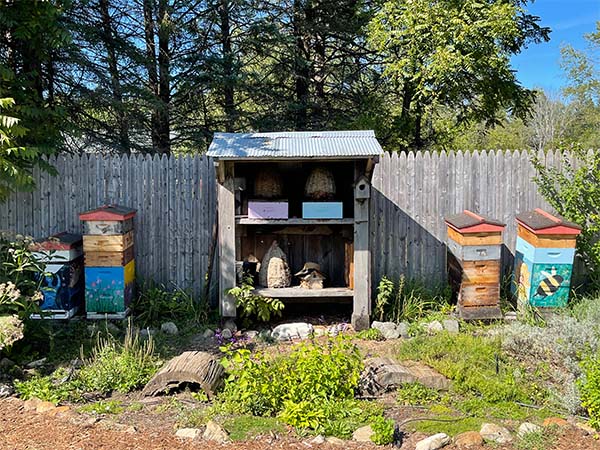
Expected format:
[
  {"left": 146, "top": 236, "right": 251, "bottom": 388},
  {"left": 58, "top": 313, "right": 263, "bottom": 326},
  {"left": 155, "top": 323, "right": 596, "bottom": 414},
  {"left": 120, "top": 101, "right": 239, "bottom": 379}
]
[{"left": 1, "top": 150, "right": 562, "bottom": 298}]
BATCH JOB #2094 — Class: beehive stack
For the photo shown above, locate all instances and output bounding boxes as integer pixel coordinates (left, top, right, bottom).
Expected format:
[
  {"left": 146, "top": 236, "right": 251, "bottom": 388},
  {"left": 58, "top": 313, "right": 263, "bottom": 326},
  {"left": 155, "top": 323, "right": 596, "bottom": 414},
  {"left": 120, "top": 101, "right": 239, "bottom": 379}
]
[
  {"left": 513, "top": 208, "right": 581, "bottom": 310},
  {"left": 79, "top": 205, "right": 136, "bottom": 319},
  {"left": 445, "top": 210, "right": 505, "bottom": 320},
  {"left": 30, "top": 232, "right": 84, "bottom": 319}
]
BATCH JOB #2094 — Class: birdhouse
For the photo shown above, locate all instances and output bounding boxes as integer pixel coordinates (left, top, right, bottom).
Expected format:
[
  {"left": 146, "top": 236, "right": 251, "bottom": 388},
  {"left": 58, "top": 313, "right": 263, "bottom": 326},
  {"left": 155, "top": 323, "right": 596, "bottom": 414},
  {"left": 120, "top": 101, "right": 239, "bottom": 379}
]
[{"left": 513, "top": 208, "right": 581, "bottom": 309}]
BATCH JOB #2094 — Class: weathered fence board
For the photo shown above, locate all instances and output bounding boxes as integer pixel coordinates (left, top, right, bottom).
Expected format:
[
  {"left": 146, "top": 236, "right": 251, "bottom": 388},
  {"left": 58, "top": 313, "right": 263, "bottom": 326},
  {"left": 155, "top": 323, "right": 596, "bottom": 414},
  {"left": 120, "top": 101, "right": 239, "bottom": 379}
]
[{"left": 1, "top": 150, "right": 561, "bottom": 299}]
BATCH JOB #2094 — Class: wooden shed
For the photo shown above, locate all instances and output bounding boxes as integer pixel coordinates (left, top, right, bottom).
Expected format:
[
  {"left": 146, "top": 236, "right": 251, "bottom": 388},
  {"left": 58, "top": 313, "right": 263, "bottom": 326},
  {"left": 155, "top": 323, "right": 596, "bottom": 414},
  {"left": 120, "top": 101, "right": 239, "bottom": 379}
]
[{"left": 207, "top": 131, "right": 382, "bottom": 330}]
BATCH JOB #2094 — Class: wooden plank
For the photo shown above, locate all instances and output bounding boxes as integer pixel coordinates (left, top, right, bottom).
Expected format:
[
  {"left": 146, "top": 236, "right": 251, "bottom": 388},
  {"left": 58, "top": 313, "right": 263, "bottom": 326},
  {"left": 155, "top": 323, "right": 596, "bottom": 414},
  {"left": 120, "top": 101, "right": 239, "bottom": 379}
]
[
  {"left": 85, "top": 247, "right": 134, "bottom": 266},
  {"left": 83, "top": 231, "right": 134, "bottom": 252},
  {"left": 516, "top": 224, "right": 577, "bottom": 248},
  {"left": 253, "top": 287, "right": 353, "bottom": 298},
  {"left": 352, "top": 164, "right": 371, "bottom": 330},
  {"left": 447, "top": 228, "right": 502, "bottom": 246},
  {"left": 236, "top": 218, "right": 354, "bottom": 225},
  {"left": 459, "top": 284, "right": 500, "bottom": 307},
  {"left": 218, "top": 161, "right": 236, "bottom": 317}
]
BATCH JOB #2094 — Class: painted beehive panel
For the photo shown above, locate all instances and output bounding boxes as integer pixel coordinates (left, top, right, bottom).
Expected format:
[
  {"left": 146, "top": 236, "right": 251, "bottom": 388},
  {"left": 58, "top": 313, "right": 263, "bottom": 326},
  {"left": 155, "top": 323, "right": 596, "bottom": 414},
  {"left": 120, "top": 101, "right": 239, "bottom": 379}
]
[
  {"left": 37, "top": 258, "right": 84, "bottom": 312},
  {"left": 447, "top": 239, "right": 501, "bottom": 262},
  {"left": 302, "top": 202, "right": 344, "bottom": 219},
  {"left": 516, "top": 237, "right": 575, "bottom": 265},
  {"left": 83, "top": 218, "right": 134, "bottom": 236},
  {"left": 85, "top": 260, "right": 135, "bottom": 313},
  {"left": 83, "top": 230, "right": 134, "bottom": 252},
  {"left": 84, "top": 246, "right": 135, "bottom": 267}
]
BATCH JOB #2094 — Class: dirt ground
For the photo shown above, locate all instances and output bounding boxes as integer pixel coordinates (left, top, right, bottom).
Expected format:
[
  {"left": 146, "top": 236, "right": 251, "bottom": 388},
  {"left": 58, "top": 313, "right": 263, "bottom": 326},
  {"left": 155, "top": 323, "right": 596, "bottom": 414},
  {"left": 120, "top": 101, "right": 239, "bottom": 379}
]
[{"left": 1, "top": 396, "right": 600, "bottom": 450}]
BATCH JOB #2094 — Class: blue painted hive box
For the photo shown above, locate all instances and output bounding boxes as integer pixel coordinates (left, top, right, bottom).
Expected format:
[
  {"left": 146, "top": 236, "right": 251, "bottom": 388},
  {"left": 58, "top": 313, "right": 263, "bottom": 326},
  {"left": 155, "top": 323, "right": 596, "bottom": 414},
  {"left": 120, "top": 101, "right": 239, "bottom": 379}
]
[
  {"left": 302, "top": 202, "right": 343, "bottom": 219},
  {"left": 85, "top": 260, "right": 135, "bottom": 314},
  {"left": 513, "top": 209, "right": 581, "bottom": 309}
]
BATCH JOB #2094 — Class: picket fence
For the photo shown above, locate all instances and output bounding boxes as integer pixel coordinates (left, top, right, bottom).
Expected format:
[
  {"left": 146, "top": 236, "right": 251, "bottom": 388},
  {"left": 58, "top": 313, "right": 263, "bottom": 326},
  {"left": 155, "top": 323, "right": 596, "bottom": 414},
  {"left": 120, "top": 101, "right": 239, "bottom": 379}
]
[{"left": 1, "top": 150, "right": 561, "bottom": 299}]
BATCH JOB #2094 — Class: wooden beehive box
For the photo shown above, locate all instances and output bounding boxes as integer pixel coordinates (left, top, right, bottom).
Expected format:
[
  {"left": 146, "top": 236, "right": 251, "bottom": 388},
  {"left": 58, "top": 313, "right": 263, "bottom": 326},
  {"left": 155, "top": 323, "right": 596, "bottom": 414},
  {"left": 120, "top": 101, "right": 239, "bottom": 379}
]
[
  {"left": 445, "top": 210, "right": 505, "bottom": 320},
  {"left": 513, "top": 208, "right": 581, "bottom": 309}
]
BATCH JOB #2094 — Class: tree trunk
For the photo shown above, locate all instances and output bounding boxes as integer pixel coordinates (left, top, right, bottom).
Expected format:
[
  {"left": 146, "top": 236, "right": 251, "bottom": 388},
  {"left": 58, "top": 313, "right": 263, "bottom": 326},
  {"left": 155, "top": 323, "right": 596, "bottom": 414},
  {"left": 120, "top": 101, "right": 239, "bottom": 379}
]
[
  {"left": 142, "top": 0, "right": 161, "bottom": 153},
  {"left": 219, "top": 0, "right": 235, "bottom": 132},
  {"left": 99, "top": 0, "right": 130, "bottom": 154},
  {"left": 156, "top": 0, "right": 171, "bottom": 154},
  {"left": 292, "top": 0, "right": 309, "bottom": 130}
]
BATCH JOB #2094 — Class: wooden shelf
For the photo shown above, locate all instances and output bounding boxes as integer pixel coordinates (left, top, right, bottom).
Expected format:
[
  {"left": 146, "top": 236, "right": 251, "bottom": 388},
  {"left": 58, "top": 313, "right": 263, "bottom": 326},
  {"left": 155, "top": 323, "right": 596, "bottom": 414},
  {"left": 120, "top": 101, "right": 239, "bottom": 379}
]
[
  {"left": 236, "top": 217, "right": 354, "bottom": 226},
  {"left": 252, "top": 287, "right": 354, "bottom": 298}
]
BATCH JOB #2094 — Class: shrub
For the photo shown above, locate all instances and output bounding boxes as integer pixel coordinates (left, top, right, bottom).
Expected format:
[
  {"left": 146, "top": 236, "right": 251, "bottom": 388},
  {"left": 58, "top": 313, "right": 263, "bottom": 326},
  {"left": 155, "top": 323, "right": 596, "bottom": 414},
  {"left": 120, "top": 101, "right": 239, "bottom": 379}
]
[
  {"left": 356, "top": 328, "right": 384, "bottom": 341},
  {"left": 227, "top": 278, "right": 284, "bottom": 327},
  {"left": 397, "top": 382, "right": 440, "bottom": 406},
  {"left": 578, "top": 354, "right": 600, "bottom": 429},
  {"left": 79, "top": 400, "right": 124, "bottom": 415},
  {"left": 14, "top": 367, "right": 73, "bottom": 404},
  {"left": 375, "top": 276, "right": 394, "bottom": 321},
  {"left": 370, "top": 415, "right": 395, "bottom": 445}
]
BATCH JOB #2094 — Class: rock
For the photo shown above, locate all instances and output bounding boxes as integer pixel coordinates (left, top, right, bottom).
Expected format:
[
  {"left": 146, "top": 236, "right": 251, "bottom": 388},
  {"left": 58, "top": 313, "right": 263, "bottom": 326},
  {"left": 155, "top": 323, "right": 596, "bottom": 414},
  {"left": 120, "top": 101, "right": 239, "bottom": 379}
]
[
  {"left": 258, "top": 329, "right": 272, "bottom": 340},
  {"left": 311, "top": 435, "right": 325, "bottom": 445},
  {"left": 70, "top": 358, "right": 84, "bottom": 369},
  {"left": 324, "top": 436, "right": 345, "bottom": 445},
  {"left": 359, "top": 357, "right": 451, "bottom": 395},
  {"left": 26, "top": 358, "right": 47, "bottom": 369},
  {"left": 504, "top": 311, "right": 517, "bottom": 322},
  {"left": 203, "top": 420, "right": 230, "bottom": 443},
  {"left": 23, "top": 398, "right": 42, "bottom": 411},
  {"left": 0, "top": 357, "right": 15, "bottom": 369},
  {"left": 543, "top": 417, "right": 569, "bottom": 427},
  {"left": 454, "top": 431, "right": 483, "bottom": 448},
  {"left": 371, "top": 321, "right": 400, "bottom": 340},
  {"left": 47, "top": 405, "right": 71, "bottom": 417},
  {"left": 425, "top": 321, "right": 444, "bottom": 334},
  {"left": 202, "top": 328, "right": 215, "bottom": 339},
  {"left": 223, "top": 319, "right": 237, "bottom": 333},
  {"left": 221, "top": 328, "right": 233, "bottom": 339},
  {"left": 176, "top": 428, "right": 201, "bottom": 439},
  {"left": 352, "top": 425, "right": 374, "bottom": 442},
  {"left": 480, "top": 423, "right": 512, "bottom": 444},
  {"left": 415, "top": 433, "right": 451, "bottom": 450},
  {"left": 244, "top": 330, "right": 259, "bottom": 339},
  {"left": 576, "top": 422, "right": 597, "bottom": 435},
  {"left": 0, "top": 383, "right": 14, "bottom": 398},
  {"left": 271, "top": 322, "right": 314, "bottom": 341},
  {"left": 518, "top": 422, "right": 541, "bottom": 436},
  {"left": 140, "top": 328, "right": 157, "bottom": 338},
  {"left": 442, "top": 319, "right": 459, "bottom": 334},
  {"left": 397, "top": 322, "right": 410, "bottom": 338},
  {"left": 105, "top": 322, "right": 120, "bottom": 335},
  {"left": 35, "top": 401, "right": 56, "bottom": 414},
  {"left": 161, "top": 322, "right": 179, "bottom": 335}
]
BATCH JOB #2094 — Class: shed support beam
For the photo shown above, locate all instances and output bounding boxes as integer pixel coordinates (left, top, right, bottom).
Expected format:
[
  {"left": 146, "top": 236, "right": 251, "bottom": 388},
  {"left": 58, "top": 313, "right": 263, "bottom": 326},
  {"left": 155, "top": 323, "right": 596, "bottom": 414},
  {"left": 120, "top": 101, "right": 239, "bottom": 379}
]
[
  {"left": 218, "top": 161, "right": 236, "bottom": 317},
  {"left": 352, "top": 173, "right": 371, "bottom": 330}
]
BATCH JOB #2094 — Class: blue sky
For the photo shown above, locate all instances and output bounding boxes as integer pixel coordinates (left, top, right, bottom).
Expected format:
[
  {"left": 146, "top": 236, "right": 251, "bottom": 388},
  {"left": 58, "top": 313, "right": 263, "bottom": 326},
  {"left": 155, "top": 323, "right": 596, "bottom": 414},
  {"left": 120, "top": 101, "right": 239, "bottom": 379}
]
[{"left": 511, "top": 0, "right": 599, "bottom": 92}]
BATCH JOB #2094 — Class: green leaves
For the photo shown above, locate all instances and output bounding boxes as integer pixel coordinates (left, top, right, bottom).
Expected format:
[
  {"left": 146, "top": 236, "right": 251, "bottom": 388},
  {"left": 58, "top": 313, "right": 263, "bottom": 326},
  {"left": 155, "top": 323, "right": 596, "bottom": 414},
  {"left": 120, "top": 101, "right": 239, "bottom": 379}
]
[{"left": 227, "top": 278, "right": 284, "bottom": 327}]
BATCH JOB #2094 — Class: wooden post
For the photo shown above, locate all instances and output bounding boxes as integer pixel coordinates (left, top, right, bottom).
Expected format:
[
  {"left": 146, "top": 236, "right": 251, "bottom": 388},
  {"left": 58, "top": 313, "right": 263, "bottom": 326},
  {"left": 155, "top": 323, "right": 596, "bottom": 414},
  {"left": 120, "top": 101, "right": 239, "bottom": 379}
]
[
  {"left": 217, "top": 161, "right": 236, "bottom": 317},
  {"left": 352, "top": 173, "right": 371, "bottom": 330}
]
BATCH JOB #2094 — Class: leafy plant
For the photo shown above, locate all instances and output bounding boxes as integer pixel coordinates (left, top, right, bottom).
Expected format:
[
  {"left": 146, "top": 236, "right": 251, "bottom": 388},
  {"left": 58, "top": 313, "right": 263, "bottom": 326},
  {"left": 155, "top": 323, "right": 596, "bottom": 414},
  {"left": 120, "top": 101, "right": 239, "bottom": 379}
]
[
  {"left": 578, "top": 354, "right": 600, "bottom": 429},
  {"left": 370, "top": 415, "right": 395, "bottom": 445},
  {"left": 14, "top": 367, "right": 73, "bottom": 404},
  {"left": 356, "top": 328, "right": 384, "bottom": 341},
  {"left": 227, "top": 277, "right": 284, "bottom": 327},
  {"left": 397, "top": 382, "right": 440, "bottom": 406},
  {"left": 79, "top": 400, "right": 124, "bottom": 415},
  {"left": 375, "top": 276, "right": 394, "bottom": 321}
]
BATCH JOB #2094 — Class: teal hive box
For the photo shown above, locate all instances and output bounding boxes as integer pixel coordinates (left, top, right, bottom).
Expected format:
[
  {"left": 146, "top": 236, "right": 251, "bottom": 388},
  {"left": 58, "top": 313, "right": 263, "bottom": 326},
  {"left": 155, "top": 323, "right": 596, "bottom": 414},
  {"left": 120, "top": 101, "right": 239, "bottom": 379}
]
[{"left": 85, "top": 260, "right": 135, "bottom": 316}]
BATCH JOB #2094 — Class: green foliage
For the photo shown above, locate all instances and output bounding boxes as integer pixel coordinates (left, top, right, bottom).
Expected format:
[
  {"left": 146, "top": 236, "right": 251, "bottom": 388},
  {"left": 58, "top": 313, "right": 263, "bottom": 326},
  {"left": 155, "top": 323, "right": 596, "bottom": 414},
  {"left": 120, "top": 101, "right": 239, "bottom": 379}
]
[
  {"left": 375, "top": 275, "right": 452, "bottom": 323},
  {"left": 578, "top": 354, "right": 600, "bottom": 429},
  {"left": 375, "top": 276, "right": 394, "bottom": 321},
  {"left": 77, "top": 325, "right": 159, "bottom": 394},
  {"left": 396, "top": 382, "right": 440, "bottom": 406},
  {"left": 223, "top": 415, "right": 286, "bottom": 441},
  {"left": 410, "top": 415, "right": 484, "bottom": 437},
  {"left": 370, "top": 415, "right": 395, "bottom": 445},
  {"left": 516, "top": 428, "right": 557, "bottom": 450},
  {"left": 533, "top": 147, "right": 600, "bottom": 283},
  {"left": 133, "top": 282, "right": 209, "bottom": 327},
  {"left": 14, "top": 367, "right": 73, "bottom": 404},
  {"left": 79, "top": 400, "right": 124, "bottom": 415},
  {"left": 227, "top": 278, "right": 284, "bottom": 327},
  {"left": 355, "top": 328, "right": 384, "bottom": 341}
]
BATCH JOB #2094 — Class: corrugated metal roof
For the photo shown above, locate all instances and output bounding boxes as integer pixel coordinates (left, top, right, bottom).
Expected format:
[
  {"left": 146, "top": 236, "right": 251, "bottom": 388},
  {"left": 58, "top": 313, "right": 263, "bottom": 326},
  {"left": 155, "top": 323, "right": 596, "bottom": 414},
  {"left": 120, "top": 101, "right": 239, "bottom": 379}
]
[{"left": 207, "top": 130, "right": 383, "bottom": 160}]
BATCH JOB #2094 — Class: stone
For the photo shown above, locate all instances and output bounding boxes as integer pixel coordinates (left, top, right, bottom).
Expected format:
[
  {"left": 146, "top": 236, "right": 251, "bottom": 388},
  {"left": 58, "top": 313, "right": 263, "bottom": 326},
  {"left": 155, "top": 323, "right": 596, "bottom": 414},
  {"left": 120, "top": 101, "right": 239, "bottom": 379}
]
[
  {"left": 359, "top": 357, "right": 451, "bottom": 395},
  {"left": 576, "top": 422, "right": 597, "bottom": 435},
  {"left": 0, "top": 357, "right": 15, "bottom": 369},
  {"left": 23, "top": 398, "right": 42, "bottom": 411},
  {"left": 454, "top": 431, "right": 483, "bottom": 448},
  {"left": 397, "top": 322, "right": 410, "bottom": 339},
  {"left": 271, "top": 322, "right": 314, "bottom": 341},
  {"left": 504, "top": 311, "right": 517, "bottom": 322},
  {"left": 352, "top": 425, "right": 374, "bottom": 442},
  {"left": 203, "top": 420, "right": 230, "bottom": 443},
  {"left": 26, "top": 357, "right": 47, "bottom": 369},
  {"left": 244, "top": 330, "right": 259, "bottom": 339},
  {"left": 518, "top": 422, "right": 541, "bottom": 436},
  {"left": 0, "top": 383, "right": 14, "bottom": 398},
  {"left": 324, "top": 436, "right": 345, "bottom": 446},
  {"left": 415, "top": 433, "right": 451, "bottom": 450},
  {"left": 223, "top": 319, "right": 237, "bottom": 333},
  {"left": 176, "top": 428, "right": 201, "bottom": 439},
  {"left": 221, "top": 328, "right": 233, "bottom": 339},
  {"left": 70, "top": 358, "right": 84, "bottom": 369},
  {"left": 543, "top": 417, "right": 569, "bottom": 427},
  {"left": 47, "top": 405, "right": 71, "bottom": 417},
  {"left": 480, "top": 423, "right": 512, "bottom": 444},
  {"left": 442, "top": 319, "right": 459, "bottom": 334},
  {"left": 426, "top": 321, "right": 444, "bottom": 334},
  {"left": 202, "top": 328, "right": 215, "bottom": 339},
  {"left": 258, "top": 329, "right": 272, "bottom": 340},
  {"left": 161, "top": 322, "right": 179, "bottom": 335},
  {"left": 105, "top": 322, "right": 120, "bottom": 335},
  {"left": 35, "top": 401, "right": 56, "bottom": 414},
  {"left": 140, "top": 328, "right": 157, "bottom": 338},
  {"left": 311, "top": 435, "right": 325, "bottom": 445},
  {"left": 371, "top": 321, "right": 400, "bottom": 340}
]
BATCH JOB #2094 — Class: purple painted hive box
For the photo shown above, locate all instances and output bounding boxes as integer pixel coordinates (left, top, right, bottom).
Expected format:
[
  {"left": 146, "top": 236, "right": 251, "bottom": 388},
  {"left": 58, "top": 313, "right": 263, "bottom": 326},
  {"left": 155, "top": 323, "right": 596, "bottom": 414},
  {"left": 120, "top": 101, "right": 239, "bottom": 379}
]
[{"left": 248, "top": 201, "right": 288, "bottom": 219}]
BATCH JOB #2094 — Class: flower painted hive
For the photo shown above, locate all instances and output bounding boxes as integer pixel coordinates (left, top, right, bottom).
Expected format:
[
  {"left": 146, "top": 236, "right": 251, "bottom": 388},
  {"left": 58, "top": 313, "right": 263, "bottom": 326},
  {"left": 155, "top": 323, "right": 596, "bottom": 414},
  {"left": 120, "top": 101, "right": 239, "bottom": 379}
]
[
  {"left": 80, "top": 205, "right": 136, "bottom": 318},
  {"left": 445, "top": 210, "right": 505, "bottom": 320},
  {"left": 513, "top": 208, "right": 581, "bottom": 309},
  {"left": 30, "top": 232, "right": 84, "bottom": 319}
]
